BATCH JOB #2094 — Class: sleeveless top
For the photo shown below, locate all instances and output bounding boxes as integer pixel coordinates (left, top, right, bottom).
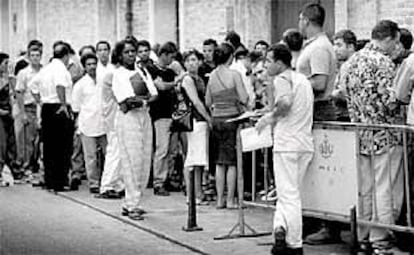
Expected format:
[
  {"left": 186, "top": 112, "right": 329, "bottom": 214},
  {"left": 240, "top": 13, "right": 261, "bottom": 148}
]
[
  {"left": 209, "top": 71, "right": 241, "bottom": 118},
  {"left": 187, "top": 74, "right": 206, "bottom": 121}
]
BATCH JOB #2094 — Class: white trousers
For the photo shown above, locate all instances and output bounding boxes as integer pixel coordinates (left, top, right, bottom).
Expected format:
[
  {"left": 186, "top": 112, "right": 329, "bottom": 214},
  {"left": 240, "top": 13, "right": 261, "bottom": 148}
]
[
  {"left": 100, "top": 130, "right": 124, "bottom": 193},
  {"left": 273, "top": 152, "right": 313, "bottom": 248}
]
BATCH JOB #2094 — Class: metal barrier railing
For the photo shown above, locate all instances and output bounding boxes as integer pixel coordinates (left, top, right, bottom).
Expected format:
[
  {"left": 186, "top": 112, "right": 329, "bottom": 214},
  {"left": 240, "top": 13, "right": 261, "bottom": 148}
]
[{"left": 215, "top": 120, "right": 414, "bottom": 251}]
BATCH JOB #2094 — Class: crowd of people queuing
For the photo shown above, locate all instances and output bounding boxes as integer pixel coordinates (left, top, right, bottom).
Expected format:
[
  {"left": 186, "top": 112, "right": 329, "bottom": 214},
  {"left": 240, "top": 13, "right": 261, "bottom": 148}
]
[{"left": 1, "top": 2, "right": 414, "bottom": 254}]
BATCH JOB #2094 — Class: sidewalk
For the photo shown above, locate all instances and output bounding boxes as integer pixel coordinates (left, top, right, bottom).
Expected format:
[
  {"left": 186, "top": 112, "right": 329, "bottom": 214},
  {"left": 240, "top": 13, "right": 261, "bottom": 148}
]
[{"left": 58, "top": 184, "right": 351, "bottom": 255}]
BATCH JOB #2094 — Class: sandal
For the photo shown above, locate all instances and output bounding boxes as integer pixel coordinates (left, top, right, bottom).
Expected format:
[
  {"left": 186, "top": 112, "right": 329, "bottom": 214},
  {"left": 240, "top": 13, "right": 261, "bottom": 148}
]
[
  {"left": 122, "top": 207, "right": 147, "bottom": 216},
  {"left": 128, "top": 209, "right": 144, "bottom": 221},
  {"left": 95, "top": 190, "right": 122, "bottom": 199}
]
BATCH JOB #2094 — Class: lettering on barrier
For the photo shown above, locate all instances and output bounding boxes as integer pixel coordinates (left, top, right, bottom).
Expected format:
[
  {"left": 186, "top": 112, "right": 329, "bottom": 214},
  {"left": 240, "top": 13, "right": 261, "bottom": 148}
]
[{"left": 302, "top": 128, "right": 358, "bottom": 216}]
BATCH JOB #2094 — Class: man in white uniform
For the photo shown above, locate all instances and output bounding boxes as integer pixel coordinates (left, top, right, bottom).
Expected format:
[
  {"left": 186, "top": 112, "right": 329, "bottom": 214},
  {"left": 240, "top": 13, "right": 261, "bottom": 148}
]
[{"left": 256, "top": 43, "right": 314, "bottom": 255}]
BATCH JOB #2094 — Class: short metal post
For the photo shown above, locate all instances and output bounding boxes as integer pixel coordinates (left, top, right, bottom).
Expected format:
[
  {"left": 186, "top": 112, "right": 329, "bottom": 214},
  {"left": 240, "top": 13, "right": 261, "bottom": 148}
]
[
  {"left": 252, "top": 150, "right": 256, "bottom": 202},
  {"left": 350, "top": 205, "right": 359, "bottom": 255},
  {"left": 183, "top": 169, "right": 202, "bottom": 232}
]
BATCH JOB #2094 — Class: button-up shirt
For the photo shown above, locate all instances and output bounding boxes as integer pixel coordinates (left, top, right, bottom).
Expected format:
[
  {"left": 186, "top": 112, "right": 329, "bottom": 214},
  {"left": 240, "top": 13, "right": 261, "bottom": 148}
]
[
  {"left": 393, "top": 53, "right": 414, "bottom": 125},
  {"left": 338, "top": 42, "right": 402, "bottom": 154},
  {"left": 97, "top": 62, "right": 117, "bottom": 132},
  {"left": 28, "top": 58, "right": 72, "bottom": 104},
  {"left": 72, "top": 74, "right": 105, "bottom": 137},
  {"left": 230, "top": 60, "right": 255, "bottom": 110},
  {"left": 16, "top": 65, "right": 41, "bottom": 105}
]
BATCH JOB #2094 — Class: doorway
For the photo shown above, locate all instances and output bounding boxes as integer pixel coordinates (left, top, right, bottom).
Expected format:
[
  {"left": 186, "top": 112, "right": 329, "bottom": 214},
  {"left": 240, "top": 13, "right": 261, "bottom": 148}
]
[{"left": 270, "top": 0, "right": 335, "bottom": 43}]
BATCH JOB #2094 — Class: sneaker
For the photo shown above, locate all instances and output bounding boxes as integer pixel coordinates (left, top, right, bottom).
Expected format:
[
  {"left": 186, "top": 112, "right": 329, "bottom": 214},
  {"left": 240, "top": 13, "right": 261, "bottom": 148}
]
[
  {"left": 304, "top": 226, "right": 342, "bottom": 245},
  {"left": 31, "top": 180, "right": 45, "bottom": 187},
  {"left": 372, "top": 248, "right": 394, "bottom": 255},
  {"left": 0, "top": 179, "right": 10, "bottom": 187},
  {"left": 261, "top": 188, "right": 278, "bottom": 202},
  {"left": 285, "top": 247, "right": 303, "bottom": 255},
  {"left": 271, "top": 227, "right": 287, "bottom": 255},
  {"left": 154, "top": 186, "right": 170, "bottom": 196},
  {"left": 118, "top": 190, "right": 125, "bottom": 197}
]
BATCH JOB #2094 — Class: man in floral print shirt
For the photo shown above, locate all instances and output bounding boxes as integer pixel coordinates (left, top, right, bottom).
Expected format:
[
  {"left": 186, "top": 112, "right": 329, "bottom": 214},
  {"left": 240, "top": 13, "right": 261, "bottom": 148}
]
[{"left": 338, "top": 20, "right": 403, "bottom": 254}]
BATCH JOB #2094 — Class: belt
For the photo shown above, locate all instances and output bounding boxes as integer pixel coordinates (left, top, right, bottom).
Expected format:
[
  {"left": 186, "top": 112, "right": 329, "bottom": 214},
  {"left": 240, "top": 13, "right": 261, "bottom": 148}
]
[{"left": 24, "top": 103, "right": 36, "bottom": 109}]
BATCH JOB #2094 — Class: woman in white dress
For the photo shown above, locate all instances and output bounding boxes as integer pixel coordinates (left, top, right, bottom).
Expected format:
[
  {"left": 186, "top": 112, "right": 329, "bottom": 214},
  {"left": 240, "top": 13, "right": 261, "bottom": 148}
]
[{"left": 181, "top": 49, "right": 212, "bottom": 204}]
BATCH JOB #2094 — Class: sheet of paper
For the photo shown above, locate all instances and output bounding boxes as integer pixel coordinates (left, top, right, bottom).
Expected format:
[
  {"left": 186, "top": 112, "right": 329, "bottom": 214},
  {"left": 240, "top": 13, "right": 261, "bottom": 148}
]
[
  {"left": 226, "top": 111, "right": 263, "bottom": 123},
  {"left": 240, "top": 126, "right": 273, "bottom": 152}
]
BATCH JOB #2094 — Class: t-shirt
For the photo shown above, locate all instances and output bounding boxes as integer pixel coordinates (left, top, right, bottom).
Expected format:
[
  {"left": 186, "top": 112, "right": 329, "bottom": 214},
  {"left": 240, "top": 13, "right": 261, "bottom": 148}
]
[
  {"left": 145, "top": 62, "right": 176, "bottom": 120},
  {"left": 198, "top": 62, "right": 215, "bottom": 85},
  {"left": 16, "top": 65, "right": 41, "bottom": 105},
  {"left": 272, "top": 70, "right": 314, "bottom": 152},
  {"left": 296, "top": 33, "right": 336, "bottom": 102},
  {"left": 393, "top": 53, "right": 414, "bottom": 124},
  {"left": 230, "top": 60, "right": 255, "bottom": 110}
]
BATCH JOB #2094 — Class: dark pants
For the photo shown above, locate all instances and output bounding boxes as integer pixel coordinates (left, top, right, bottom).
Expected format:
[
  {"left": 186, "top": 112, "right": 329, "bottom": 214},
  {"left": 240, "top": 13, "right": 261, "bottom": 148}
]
[
  {"left": 0, "top": 115, "right": 18, "bottom": 175},
  {"left": 41, "top": 104, "right": 74, "bottom": 190}
]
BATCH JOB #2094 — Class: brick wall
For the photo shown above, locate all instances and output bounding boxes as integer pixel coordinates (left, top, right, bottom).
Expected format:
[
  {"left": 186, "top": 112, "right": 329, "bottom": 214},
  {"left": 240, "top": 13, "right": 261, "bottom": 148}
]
[
  {"left": 36, "top": 0, "right": 99, "bottom": 61},
  {"left": 180, "top": 0, "right": 228, "bottom": 51},
  {"left": 9, "top": 0, "right": 26, "bottom": 58},
  {"left": 7, "top": 0, "right": 414, "bottom": 63},
  {"left": 245, "top": 0, "right": 271, "bottom": 48},
  {"left": 152, "top": 0, "right": 176, "bottom": 44},
  {"left": 98, "top": 0, "right": 118, "bottom": 46},
  {"left": 132, "top": 0, "right": 150, "bottom": 40},
  {"left": 335, "top": 0, "right": 414, "bottom": 43},
  {"left": 179, "top": 0, "right": 271, "bottom": 51},
  {"left": 378, "top": 0, "right": 414, "bottom": 34}
]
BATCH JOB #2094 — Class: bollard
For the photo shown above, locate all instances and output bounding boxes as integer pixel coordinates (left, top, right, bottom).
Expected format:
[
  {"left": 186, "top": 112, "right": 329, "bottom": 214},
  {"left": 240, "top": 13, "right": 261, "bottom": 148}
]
[
  {"left": 183, "top": 169, "right": 203, "bottom": 232},
  {"left": 350, "top": 206, "right": 359, "bottom": 255}
]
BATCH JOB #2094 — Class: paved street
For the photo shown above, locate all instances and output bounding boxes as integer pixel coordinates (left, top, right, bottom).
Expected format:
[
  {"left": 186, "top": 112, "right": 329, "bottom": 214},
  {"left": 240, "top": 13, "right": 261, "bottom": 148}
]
[
  {"left": 0, "top": 184, "right": 411, "bottom": 255},
  {"left": 0, "top": 185, "right": 194, "bottom": 255}
]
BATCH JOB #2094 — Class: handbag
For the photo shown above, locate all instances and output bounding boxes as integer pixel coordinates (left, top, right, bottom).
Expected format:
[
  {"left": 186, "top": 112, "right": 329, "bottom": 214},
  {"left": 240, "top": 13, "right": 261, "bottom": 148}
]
[{"left": 170, "top": 75, "right": 193, "bottom": 132}]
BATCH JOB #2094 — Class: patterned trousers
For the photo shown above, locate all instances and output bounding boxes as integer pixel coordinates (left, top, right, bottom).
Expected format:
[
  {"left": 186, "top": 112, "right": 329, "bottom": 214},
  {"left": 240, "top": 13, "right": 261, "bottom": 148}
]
[{"left": 115, "top": 108, "right": 152, "bottom": 211}]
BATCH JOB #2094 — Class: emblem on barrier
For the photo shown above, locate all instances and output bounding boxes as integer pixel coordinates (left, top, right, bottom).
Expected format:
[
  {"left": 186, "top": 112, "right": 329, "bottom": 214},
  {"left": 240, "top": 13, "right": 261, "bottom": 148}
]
[{"left": 319, "top": 134, "right": 333, "bottom": 159}]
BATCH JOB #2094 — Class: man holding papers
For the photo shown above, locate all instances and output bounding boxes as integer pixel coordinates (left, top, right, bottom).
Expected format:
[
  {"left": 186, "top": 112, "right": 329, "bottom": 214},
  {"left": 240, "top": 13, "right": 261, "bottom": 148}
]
[{"left": 255, "top": 43, "right": 314, "bottom": 255}]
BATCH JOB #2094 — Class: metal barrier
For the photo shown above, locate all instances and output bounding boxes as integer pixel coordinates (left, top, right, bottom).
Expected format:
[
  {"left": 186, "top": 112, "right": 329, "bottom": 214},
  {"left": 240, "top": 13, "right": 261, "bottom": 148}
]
[{"left": 215, "top": 120, "right": 414, "bottom": 251}]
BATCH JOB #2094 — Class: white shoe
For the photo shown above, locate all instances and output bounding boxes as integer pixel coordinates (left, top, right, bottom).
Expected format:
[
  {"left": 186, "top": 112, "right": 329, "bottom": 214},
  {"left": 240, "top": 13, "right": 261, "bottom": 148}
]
[{"left": 261, "top": 188, "right": 277, "bottom": 202}]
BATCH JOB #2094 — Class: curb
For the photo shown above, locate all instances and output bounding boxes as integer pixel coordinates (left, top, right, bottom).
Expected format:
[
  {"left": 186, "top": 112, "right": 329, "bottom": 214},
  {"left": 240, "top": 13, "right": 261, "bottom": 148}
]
[{"left": 57, "top": 192, "right": 210, "bottom": 255}]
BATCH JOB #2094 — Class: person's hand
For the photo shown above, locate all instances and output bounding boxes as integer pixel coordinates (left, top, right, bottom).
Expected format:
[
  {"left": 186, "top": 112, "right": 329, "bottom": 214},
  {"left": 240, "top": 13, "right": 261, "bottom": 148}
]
[
  {"left": 255, "top": 113, "right": 272, "bottom": 134},
  {"left": 154, "top": 77, "right": 165, "bottom": 90},
  {"left": 175, "top": 73, "right": 186, "bottom": 84},
  {"left": 206, "top": 117, "right": 213, "bottom": 130},
  {"left": 56, "top": 104, "right": 69, "bottom": 118},
  {"left": 0, "top": 109, "right": 9, "bottom": 116}
]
